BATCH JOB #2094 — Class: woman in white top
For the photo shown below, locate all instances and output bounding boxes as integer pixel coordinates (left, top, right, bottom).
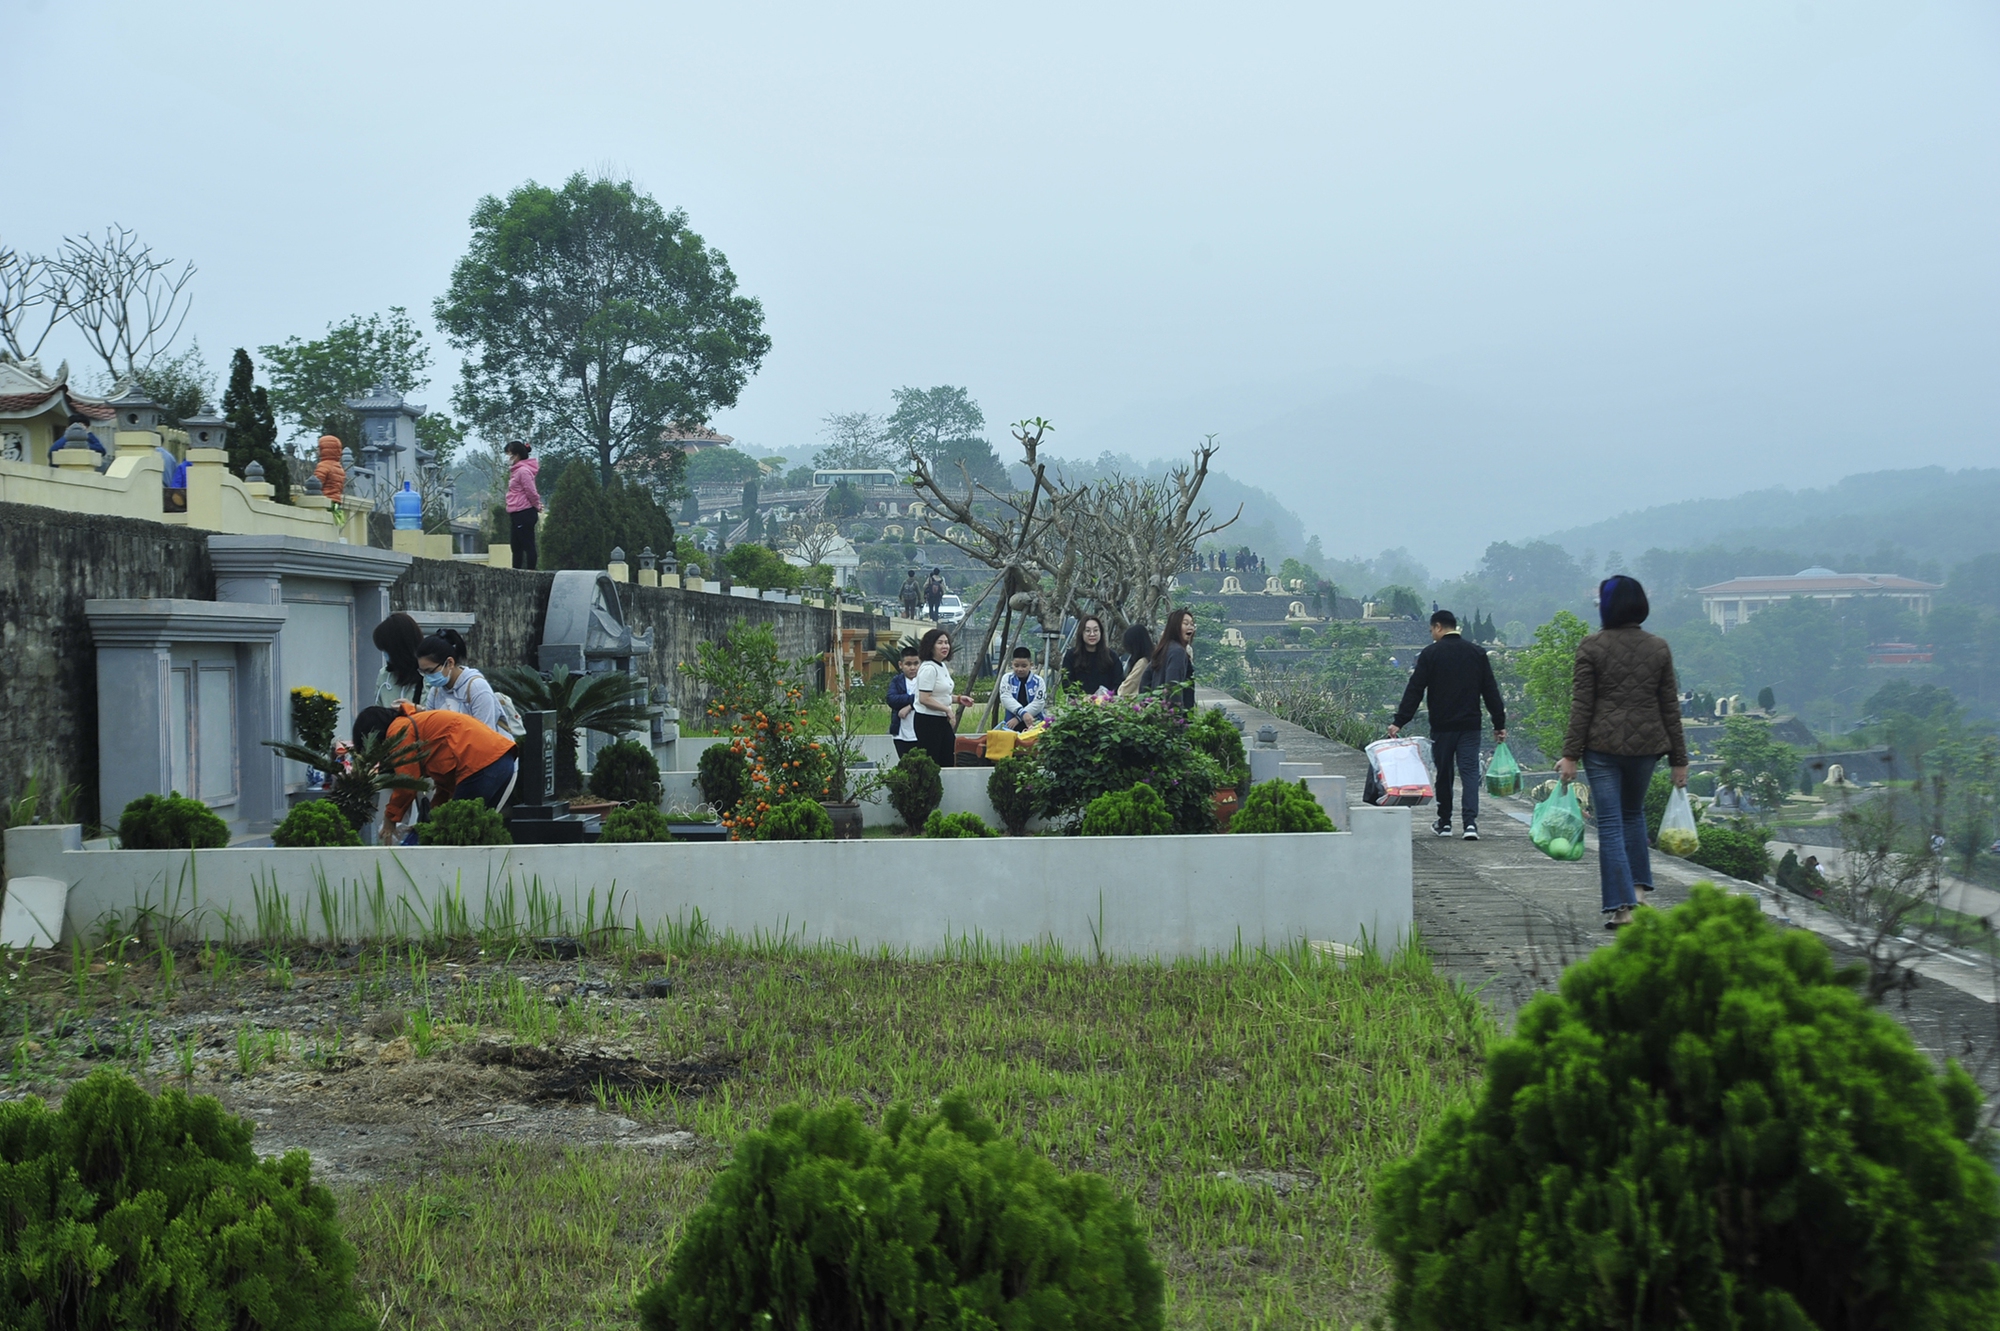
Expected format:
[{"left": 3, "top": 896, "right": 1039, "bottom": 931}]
[
  {"left": 911, "top": 626, "right": 973, "bottom": 771},
  {"left": 371, "top": 613, "right": 426, "bottom": 708},
  {"left": 417, "top": 629, "right": 504, "bottom": 734}
]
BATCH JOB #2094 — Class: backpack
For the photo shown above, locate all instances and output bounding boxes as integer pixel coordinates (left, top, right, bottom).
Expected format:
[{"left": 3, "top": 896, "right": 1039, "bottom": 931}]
[{"left": 491, "top": 691, "right": 526, "bottom": 741}]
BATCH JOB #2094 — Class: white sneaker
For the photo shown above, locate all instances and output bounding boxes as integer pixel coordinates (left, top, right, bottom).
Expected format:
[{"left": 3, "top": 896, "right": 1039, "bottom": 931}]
[{"left": 1462, "top": 822, "right": 1479, "bottom": 841}]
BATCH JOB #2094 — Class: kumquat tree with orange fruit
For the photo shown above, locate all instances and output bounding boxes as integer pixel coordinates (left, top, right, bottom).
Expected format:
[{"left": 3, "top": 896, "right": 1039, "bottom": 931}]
[{"left": 686, "top": 622, "right": 830, "bottom": 837}]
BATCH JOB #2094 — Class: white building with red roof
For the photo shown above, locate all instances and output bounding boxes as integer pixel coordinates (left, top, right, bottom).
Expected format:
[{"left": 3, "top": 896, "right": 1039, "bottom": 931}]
[
  {"left": 0, "top": 358, "right": 113, "bottom": 464},
  {"left": 1696, "top": 566, "right": 1940, "bottom": 632}
]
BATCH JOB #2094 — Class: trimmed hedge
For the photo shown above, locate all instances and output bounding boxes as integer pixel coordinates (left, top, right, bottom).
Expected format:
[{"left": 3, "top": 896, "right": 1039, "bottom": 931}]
[
  {"left": 589, "top": 738, "right": 662, "bottom": 806},
  {"left": 0, "top": 1070, "right": 372, "bottom": 1330},
  {"left": 118, "top": 792, "right": 229, "bottom": 850},
  {"left": 986, "top": 755, "right": 1038, "bottom": 835},
  {"left": 415, "top": 799, "right": 512, "bottom": 847},
  {"left": 1080, "top": 782, "right": 1175, "bottom": 837},
  {"left": 697, "top": 741, "right": 750, "bottom": 812},
  {"left": 600, "top": 804, "right": 673, "bottom": 843},
  {"left": 271, "top": 800, "right": 361, "bottom": 849},
  {"left": 635, "top": 1096, "right": 1163, "bottom": 1330},
  {"left": 1687, "top": 822, "right": 1769, "bottom": 883},
  {"left": 1229, "top": 778, "right": 1333, "bottom": 834},
  {"left": 754, "top": 798, "right": 832, "bottom": 841},
  {"left": 923, "top": 810, "right": 997, "bottom": 838},
  {"left": 883, "top": 750, "right": 943, "bottom": 833},
  {"left": 1373, "top": 885, "right": 2000, "bottom": 1330}
]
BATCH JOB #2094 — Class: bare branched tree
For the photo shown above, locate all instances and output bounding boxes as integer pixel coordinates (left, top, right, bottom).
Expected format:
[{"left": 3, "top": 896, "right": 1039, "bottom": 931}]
[
  {"left": 57, "top": 226, "right": 195, "bottom": 380},
  {"left": 787, "top": 520, "right": 845, "bottom": 567},
  {"left": 905, "top": 419, "right": 1238, "bottom": 722},
  {"left": 0, "top": 241, "right": 74, "bottom": 362}
]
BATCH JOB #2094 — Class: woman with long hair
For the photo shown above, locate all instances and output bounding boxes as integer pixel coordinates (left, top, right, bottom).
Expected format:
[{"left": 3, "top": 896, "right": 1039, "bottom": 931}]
[
  {"left": 1145, "top": 607, "right": 1197, "bottom": 709},
  {"left": 1060, "top": 614, "right": 1124, "bottom": 696},
  {"left": 912, "top": 626, "right": 973, "bottom": 770},
  {"left": 371, "top": 613, "right": 425, "bottom": 708},
  {"left": 417, "top": 629, "right": 504, "bottom": 733},
  {"left": 1557, "top": 575, "right": 1689, "bottom": 930},
  {"left": 1116, "top": 623, "right": 1154, "bottom": 699}
]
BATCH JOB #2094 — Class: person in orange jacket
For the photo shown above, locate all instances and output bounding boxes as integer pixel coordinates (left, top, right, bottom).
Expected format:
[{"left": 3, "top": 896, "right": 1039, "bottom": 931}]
[{"left": 353, "top": 700, "right": 518, "bottom": 844}]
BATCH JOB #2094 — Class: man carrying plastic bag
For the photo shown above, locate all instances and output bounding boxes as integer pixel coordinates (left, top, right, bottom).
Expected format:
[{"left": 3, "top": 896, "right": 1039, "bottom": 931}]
[{"left": 1389, "top": 610, "right": 1506, "bottom": 840}]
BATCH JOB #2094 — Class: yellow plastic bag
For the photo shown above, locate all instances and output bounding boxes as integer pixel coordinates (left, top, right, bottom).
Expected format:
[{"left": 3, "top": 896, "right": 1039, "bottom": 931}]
[{"left": 983, "top": 729, "right": 1017, "bottom": 761}]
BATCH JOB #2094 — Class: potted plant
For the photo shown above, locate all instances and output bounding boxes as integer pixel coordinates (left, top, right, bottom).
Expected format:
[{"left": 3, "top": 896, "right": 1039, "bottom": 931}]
[{"left": 812, "top": 699, "right": 886, "bottom": 840}]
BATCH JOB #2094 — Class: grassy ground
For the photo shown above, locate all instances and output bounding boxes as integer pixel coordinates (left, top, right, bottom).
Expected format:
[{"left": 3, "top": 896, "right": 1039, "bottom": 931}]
[
  {"left": 2, "top": 921, "right": 1490, "bottom": 1330},
  {"left": 340, "top": 939, "right": 1491, "bottom": 1329}
]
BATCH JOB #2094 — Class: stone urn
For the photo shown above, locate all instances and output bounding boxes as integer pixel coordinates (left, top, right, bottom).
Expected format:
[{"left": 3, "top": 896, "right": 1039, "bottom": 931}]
[
  {"left": 1212, "top": 786, "right": 1239, "bottom": 832},
  {"left": 821, "top": 801, "right": 864, "bottom": 840}
]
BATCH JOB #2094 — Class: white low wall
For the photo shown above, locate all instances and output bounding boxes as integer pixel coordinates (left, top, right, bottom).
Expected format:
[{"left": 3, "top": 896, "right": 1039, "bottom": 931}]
[{"left": 4, "top": 810, "right": 1413, "bottom": 958}]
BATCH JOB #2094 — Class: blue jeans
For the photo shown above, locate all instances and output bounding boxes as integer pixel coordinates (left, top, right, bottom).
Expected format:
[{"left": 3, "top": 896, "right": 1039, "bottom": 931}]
[
  {"left": 1431, "top": 731, "right": 1481, "bottom": 825},
  {"left": 1583, "top": 750, "right": 1657, "bottom": 913},
  {"left": 455, "top": 755, "right": 518, "bottom": 808}
]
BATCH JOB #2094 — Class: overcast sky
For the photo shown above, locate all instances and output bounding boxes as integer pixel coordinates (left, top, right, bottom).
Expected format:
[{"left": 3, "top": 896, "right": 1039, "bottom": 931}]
[{"left": 11, "top": 0, "right": 1997, "bottom": 572}]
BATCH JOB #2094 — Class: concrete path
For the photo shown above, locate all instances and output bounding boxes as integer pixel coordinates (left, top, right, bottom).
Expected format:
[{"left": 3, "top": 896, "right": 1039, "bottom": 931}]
[{"left": 1203, "top": 689, "right": 2000, "bottom": 1096}]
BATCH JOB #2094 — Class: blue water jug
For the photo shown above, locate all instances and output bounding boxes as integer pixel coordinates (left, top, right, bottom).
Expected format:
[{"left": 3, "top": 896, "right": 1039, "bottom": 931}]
[{"left": 392, "top": 480, "right": 422, "bottom": 530}]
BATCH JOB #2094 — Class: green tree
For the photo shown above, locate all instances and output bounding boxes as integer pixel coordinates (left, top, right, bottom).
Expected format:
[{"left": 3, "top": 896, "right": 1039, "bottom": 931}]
[
  {"left": 815, "top": 409, "right": 891, "bottom": 469},
  {"left": 683, "top": 446, "right": 763, "bottom": 485},
  {"left": 1716, "top": 714, "right": 1798, "bottom": 813},
  {"left": 885, "top": 385, "right": 985, "bottom": 468},
  {"left": 538, "top": 462, "right": 674, "bottom": 570},
  {"left": 822, "top": 478, "right": 863, "bottom": 518},
  {"left": 258, "top": 307, "right": 439, "bottom": 449},
  {"left": 434, "top": 172, "right": 770, "bottom": 487},
  {"left": 218, "top": 347, "right": 290, "bottom": 502},
  {"left": 131, "top": 341, "right": 214, "bottom": 424},
  {"left": 1516, "top": 610, "right": 1589, "bottom": 760},
  {"left": 1371, "top": 585, "right": 1424, "bottom": 618}
]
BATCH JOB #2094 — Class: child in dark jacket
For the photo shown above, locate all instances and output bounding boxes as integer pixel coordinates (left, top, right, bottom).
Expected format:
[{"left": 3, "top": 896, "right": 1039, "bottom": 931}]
[{"left": 886, "top": 645, "right": 920, "bottom": 757}]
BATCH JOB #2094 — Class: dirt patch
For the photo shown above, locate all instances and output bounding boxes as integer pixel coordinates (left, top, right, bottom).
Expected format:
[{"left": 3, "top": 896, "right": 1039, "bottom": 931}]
[{"left": 463, "top": 1039, "right": 739, "bottom": 1103}]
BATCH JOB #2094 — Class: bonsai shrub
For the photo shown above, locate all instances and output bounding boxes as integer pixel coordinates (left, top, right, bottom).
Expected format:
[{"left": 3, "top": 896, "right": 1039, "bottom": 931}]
[
  {"left": 754, "top": 797, "right": 833, "bottom": 841},
  {"left": 923, "top": 810, "right": 997, "bottom": 838},
  {"left": 1372, "top": 885, "right": 2000, "bottom": 1330},
  {"left": 883, "top": 750, "right": 943, "bottom": 832},
  {"left": 118, "top": 792, "right": 229, "bottom": 850},
  {"left": 415, "top": 798, "right": 513, "bottom": 847},
  {"left": 697, "top": 740, "right": 751, "bottom": 812},
  {"left": 634, "top": 1095, "right": 1164, "bottom": 1331},
  {"left": 0, "top": 1069, "right": 373, "bottom": 1330},
  {"left": 1081, "top": 782, "right": 1175, "bottom": 837},
  {"left": 1687, "top": 821, "right": 1769, "bottom": 882},
  {"left": 600, "top": 804, "right": 672, "bottom": 843},
  {"left": 589, "top": 738, "right": 662, "bottom": 806},
  {"left": 271, "top": 800, "right": 362, "bottom": 848},
  {"left": 1230, "top": 778, "right": 1334, "bottom": 834},
  {"left": 1188, "top": 706, "right": 1250, "bottom": 790},
  {"left": 986, "top": 755, "right": 1038, "bottom": 835},
  {"left": 1034, "top": 695, "right": 1215, "bottom": 833}
]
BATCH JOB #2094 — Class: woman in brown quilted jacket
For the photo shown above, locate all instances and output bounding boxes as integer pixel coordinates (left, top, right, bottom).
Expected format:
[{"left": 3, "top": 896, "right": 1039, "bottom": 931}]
[{"left": 1556, "top": 576, "right": 1689, "bottom": 929}]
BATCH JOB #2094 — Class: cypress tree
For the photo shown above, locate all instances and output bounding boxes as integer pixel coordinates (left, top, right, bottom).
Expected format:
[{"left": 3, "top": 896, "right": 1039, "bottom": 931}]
[
  {"left": 541, "top": 462, "right": 676, "bottom": 570},
  {"left": 220, "top": 348, "right": 290, "bottom": 502}
]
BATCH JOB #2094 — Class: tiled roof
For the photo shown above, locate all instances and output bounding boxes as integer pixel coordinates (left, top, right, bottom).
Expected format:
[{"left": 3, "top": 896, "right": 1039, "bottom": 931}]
[
  {"left": 659, "top": 424, "right": 733, "bottom": 446},
  {"left": 1697, "top": 572, "right": 1941, "bottom": 595}
]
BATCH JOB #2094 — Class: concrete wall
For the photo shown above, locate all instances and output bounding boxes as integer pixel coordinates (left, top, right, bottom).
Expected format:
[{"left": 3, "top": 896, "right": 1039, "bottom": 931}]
[
  {"left": 389, "top": 560, "right": 838, "bottom": 719},
  {"left": 0, "top": 503, "right": 215, "bottom": 824},
  {"left": 7, "top": 807, "right": 1414, "bottom": 957}
]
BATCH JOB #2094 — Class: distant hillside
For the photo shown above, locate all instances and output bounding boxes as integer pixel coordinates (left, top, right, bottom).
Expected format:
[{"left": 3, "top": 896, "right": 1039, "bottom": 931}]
[{"left": 1535, "top": 468, "right": 2000, "bottom": 576}]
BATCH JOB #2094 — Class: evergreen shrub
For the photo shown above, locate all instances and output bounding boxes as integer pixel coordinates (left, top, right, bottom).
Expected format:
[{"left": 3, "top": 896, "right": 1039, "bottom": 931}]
[
  {"left": 634, "top": 1095, "right": 1163, "bottom": 1331},
  {"left": 1080, "top": 782, "right": 1175, "bottom": 837},
  {"left": 1687, "top": 822, "right": 1769, "bottom": 882},
  {"left": 118, "top": 792, "right": 229, "bottom": 850},
  {"left": 1229, "top": 778, "right": 1334, "bottom": 834},
  {"left": 754, "top": 798, "right": 833, "bottom": 841},
  {"left": 589, "top": 738, "right": 663, "bottom": 806},
  {"left": 0, "top": 1070, "right": 372, "bottom": 1330},
  {"left": 1033, "top": 696, "right": 1215, "bottom": 833},
  {"left": 271, "top": 800, "right": 361, "bottom": 849},
  {"left": 697, "top": 741, "right": 750, "bottom": 812},
  {"left": 1373, "top": 885, "right": 2000, "bottom": 1331},
  {"left": 1187, "top": 707, "right": 1250, "bottom": 790},
  {"left": 600, "top": 805, "right": 672, "bottom": 843},
  {"left": 923, "top": 810, "right": 997, "bottom": 838},
  {"left": 883, "top": 750, "right": 943, "bottom": 832},
  {"left": 415, "top": 799, "right": 512, "bottom": 847},
  {"left": 986, "top": 755, "right": 1039, "bottom": 835}
]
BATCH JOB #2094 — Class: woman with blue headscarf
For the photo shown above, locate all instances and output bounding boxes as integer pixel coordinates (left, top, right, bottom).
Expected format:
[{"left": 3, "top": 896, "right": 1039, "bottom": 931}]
[{"left": 1556, "top": 576, "right": 1689, "bottom": 929}]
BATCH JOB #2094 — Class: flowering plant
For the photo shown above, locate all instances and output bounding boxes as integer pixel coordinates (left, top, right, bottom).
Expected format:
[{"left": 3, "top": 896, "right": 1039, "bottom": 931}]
[
  {"left": 686, "top": 623, "right": 829, "bottom": 838},
  {"left": 1031, "top": 693, "right": 1217, "bottom": 833},
  {"left": 290, "top": 686, "right": 341, "bottom": 755}
]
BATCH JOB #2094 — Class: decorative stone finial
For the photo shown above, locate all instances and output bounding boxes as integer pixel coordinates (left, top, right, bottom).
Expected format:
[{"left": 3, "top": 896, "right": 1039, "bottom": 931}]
[
  {"left": 304, "top": 473, "right": 324, "bottom": 496},
  {"left": 245, "top": 460, "right": 265, "bottom": 482}
]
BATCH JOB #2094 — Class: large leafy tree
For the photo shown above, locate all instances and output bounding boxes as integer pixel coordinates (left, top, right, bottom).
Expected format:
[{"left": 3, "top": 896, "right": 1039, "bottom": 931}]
[
  {"left": 814, "top": 409, "right": 891, "bottom": 469},
  {"left": 1516, "top": 609, "right": 1589, "bottom": 760},
  {"left": 219, "top": 348, "right": 289, "bottom": 502},
  {"left": 258, "top": 307, "right": 467, "bottom": 468},
  {"left": 434, "top": 173, "right": 771, "bottom": 488},
  {"left": 885, "top": 386, "right": 987, "bottom": 468}
]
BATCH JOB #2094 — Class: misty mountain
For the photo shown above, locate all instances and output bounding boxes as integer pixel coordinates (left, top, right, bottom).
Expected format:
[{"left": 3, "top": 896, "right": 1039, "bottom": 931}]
[{"left": 1535, "top": 467, "right": 2000, "bottom": 579}]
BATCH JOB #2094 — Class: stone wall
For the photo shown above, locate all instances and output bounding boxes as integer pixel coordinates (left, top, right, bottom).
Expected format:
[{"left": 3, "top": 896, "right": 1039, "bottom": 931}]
[
  {"left": 387, "top": 561, "right": 838, "bottom": 720},
  {"left": 0, "top": 502, "right": 214, "bottom": 824}
]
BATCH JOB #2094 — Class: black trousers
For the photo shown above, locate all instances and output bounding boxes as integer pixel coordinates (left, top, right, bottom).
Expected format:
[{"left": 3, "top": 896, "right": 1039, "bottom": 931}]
[
  {"left": 892, "top": 736, "right": 918, "bottom": 759},
  {"left": 1431, "top": 730, "right": 1482, "bottom": 825},
  {"left": 510, "top": 508, "right": 538, "bottom": 570},
  {"left": 913, "top": 711, "right": 955, "bottom": 770}
]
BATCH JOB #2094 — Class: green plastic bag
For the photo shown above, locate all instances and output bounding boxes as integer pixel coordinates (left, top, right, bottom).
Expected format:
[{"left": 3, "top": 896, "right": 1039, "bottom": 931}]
[
  {"left": 1484, "top": 742, "right": 1521, "bottom": 797},
  {"left": 1530, "top": 781, "right": 1587, "bottom": 861}
]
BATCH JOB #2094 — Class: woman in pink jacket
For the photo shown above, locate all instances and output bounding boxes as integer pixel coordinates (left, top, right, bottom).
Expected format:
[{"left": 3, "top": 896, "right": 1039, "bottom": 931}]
[{"left": 504, "top": 441, "right": 541, "bottom": 569}]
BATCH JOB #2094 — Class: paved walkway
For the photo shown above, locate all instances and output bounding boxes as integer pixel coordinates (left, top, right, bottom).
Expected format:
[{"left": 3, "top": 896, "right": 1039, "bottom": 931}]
[{"left": 1204, "top": 689, "right": 2000, "bottom": 1095}]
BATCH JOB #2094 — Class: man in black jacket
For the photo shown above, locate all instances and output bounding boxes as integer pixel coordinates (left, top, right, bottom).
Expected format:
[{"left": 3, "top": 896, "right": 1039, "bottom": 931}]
[{"left": 1389, "top": 610, "right": 1506, "bottom": 840}]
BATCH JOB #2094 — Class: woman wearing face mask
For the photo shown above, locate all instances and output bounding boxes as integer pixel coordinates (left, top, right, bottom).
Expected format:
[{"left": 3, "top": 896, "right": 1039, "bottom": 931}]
[
  {"left": 371, "top": 613, "right": 426, "bottom": 708},
  {"left": 416, "top": 629, "right": 503, "bottom": 733},
  {"left": 1060, "top": 615, "right": 1124, "bottom": 696}
]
